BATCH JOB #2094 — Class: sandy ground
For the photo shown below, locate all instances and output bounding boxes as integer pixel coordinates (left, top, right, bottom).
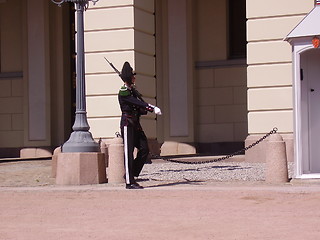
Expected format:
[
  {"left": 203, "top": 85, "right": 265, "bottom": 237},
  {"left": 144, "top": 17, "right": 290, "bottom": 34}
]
[
  {"left": 0, "top": 160, "right": 54, "bottom": 187},
  {"left": 1, "top": 160, "right": 320, "bottom": 240}
]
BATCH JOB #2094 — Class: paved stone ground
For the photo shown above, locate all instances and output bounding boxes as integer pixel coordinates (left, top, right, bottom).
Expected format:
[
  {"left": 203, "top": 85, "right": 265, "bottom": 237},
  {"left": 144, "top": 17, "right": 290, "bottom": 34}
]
[{"left": 0, "top": 158, "right": 320, "bottom": 240}]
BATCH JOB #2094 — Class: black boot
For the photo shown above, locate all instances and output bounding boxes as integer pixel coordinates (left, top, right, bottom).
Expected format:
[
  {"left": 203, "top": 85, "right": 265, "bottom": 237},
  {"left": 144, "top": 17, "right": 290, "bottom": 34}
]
[{"left": 126, "top": 183, "right": 144, "bottom": 189}]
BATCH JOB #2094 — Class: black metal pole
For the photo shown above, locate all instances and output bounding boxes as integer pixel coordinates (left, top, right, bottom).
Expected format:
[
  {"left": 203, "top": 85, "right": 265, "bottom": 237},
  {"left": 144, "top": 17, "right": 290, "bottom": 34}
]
[
  {"left": 73, "top": 2, "right": 89, "bottom": 132},
  {"left": 52, "top": 0, "right": 100, "bottom": 152}
]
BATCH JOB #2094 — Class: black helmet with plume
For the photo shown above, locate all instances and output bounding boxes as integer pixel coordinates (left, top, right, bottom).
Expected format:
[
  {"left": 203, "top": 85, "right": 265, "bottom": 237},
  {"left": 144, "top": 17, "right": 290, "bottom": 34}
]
[{"left": 120, "top": 62, "right": 136, "bottom": 84}]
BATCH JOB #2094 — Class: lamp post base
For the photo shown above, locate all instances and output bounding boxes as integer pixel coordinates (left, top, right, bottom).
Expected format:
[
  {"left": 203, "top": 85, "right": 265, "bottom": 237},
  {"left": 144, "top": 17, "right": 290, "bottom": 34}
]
[
  {"left": 56, "top": 152, "right": 107, "bottom": 185},
  {"left": 62, "top": 131, "right": 100, "bottom": 153}
]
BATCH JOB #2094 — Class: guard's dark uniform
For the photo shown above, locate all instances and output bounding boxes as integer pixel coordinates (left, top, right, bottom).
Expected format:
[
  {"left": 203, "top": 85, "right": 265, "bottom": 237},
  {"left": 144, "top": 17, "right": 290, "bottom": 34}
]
[
  {"left": 118, "top": 61, "right": 161, "bottom": 189},
  {"left": 118, "top": 85, "right": 153, "bottom": 186}
]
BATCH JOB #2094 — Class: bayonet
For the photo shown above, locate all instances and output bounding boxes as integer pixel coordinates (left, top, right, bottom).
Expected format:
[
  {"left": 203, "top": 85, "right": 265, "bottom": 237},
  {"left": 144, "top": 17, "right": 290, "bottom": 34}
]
[{"left": 104, "top": 57, "right": 121, "bottom": 76}]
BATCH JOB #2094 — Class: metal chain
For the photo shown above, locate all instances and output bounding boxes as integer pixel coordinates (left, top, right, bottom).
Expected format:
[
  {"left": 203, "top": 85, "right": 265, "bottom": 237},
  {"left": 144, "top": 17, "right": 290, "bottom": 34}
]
[{"left": 150, "top": 127, "right": 278, "bottom": 165}]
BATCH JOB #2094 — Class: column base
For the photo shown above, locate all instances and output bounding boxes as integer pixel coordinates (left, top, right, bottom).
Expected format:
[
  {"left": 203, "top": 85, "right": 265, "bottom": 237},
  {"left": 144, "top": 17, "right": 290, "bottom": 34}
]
[{"left": 62, "top": 131, "right": 100, "bottom": 153}]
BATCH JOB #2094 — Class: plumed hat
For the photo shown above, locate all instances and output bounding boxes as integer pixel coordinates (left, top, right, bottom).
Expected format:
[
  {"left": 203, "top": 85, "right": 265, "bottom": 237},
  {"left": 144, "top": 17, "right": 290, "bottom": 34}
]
[{"left": 120, "top": 61, "right": 135, "bottom": 83}]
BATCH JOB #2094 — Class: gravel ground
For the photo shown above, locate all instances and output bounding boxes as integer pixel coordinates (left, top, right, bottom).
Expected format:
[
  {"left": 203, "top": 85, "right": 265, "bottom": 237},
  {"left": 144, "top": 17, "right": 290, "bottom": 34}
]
[
  {"left": 141, "top": 160, "right": 294, "bottom": 183},
  {"left": 0, "top": 157, "right": 294, "bottom": 187}
]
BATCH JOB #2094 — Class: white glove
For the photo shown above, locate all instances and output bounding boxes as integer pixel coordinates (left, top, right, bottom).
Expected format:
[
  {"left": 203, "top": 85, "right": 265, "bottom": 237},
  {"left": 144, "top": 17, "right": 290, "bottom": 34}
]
[
  {"left": 154, "top": 107, "right": 162, "bottom": 115},
  {"left": 148, "top": 104, "right": 162, "bottom": 115}
]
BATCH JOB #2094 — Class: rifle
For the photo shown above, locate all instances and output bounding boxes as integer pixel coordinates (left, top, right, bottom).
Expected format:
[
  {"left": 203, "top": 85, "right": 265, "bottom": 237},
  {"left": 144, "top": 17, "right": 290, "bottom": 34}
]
[
  {"left": 104, "top": 57, "right": 121, "bottom": 76},
  {"left": 104, "top": 57, "right": 146, "bottom": 103}
]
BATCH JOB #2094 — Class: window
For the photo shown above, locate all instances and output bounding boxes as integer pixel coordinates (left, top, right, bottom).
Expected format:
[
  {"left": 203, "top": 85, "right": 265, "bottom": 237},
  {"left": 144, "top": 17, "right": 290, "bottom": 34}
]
[
  {"left": 0, "top": 0, "right": 22, "bottom": 74},
  {"left": 228, "top": 0, "right": 247, "bottom": 59}
]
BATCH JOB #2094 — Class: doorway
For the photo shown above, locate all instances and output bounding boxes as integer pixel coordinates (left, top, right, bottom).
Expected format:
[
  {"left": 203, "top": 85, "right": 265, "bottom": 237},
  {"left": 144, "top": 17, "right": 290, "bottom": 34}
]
[{"left": 300, "top": 49, "right": 320, "bottom": 174}]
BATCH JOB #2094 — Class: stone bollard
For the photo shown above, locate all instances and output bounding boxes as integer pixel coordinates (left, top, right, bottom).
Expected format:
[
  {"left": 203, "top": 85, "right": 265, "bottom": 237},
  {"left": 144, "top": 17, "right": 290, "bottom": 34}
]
[
  {"left": 100, "top": 141, "right": 108, "bottom": 168},
  {"left": 265, "top": 133, "right": 289, "bottom": 183},
  {"left": 107, "top": 136, "right": 125, "bottom": 184},
  {"left": 51, "top": 146, "right": 62, "bottom": 178}
]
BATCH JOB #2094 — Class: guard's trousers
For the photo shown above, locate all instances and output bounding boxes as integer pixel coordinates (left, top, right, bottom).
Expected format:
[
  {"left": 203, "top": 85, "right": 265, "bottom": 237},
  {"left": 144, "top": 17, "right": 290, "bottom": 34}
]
[{"left": 121, "top": 125, "right": 149, "bottom": 184}]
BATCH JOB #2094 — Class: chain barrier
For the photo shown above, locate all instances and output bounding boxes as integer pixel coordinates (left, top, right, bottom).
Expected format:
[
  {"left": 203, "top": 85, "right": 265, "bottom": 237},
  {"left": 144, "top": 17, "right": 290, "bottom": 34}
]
[{"left": 149, "top": 127, "right": 278, "bottom": 165}]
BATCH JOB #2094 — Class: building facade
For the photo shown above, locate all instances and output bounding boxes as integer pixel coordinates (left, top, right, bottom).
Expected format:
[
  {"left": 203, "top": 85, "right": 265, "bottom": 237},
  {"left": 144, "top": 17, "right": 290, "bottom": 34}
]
[{"left": 0, "top": 0, "right": 318, "bottom": 178}]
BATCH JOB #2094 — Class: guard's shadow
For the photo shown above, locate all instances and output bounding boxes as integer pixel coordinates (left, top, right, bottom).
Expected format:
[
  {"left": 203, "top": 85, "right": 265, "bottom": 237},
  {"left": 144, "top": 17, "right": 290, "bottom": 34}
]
[
  {"left": 137, "top": 164, "right": 252, "bottom": 188},
  {"left": 140, "top": 178, "right": 205, "bottom": 188},
  {"left": 156, "top": 165, "right": 249, "bottom": 173}
]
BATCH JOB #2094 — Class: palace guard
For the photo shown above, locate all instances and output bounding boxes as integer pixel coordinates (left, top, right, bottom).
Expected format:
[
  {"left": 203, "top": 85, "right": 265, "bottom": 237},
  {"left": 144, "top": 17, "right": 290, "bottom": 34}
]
[{"left": 118, "top": 62, "right": 162, "bottom": 189}]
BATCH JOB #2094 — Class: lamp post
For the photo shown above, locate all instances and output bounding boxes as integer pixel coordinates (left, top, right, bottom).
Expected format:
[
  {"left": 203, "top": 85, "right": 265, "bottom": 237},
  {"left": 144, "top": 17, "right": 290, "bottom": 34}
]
[{"left": 51, "top": 0, "right": 100, "bottom": 152}]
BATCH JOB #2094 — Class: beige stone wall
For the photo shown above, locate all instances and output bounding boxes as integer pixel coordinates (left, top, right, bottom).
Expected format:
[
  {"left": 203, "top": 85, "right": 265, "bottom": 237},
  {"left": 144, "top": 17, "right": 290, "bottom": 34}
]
[
  {"left": 245, "top": 0, "right": 314, "bottom": 162},
  {"left": 195, "top": 0, "right": 227, "bottom": 61},
  {"left": 0, "top": 0, "right": 72, "bottom": 155},
  {"left": 155, "top": 0, "right": 195, "bottom": 145},
  {"left": 0, "top": 0, "right": 71, "bottom": 153},
  {"left": 85, "top": 0, "right": 156, "bottom": 140},
  {"left": 246, "top": 0, "right": 314, "bottom": 134},
  {"left": 196, "top": 67, "right": 248, "bottom": 143},
  {"left": 0, "top": 0, "right": 24, "bottom": 148},
  {"left": 195, "top": 0, "right": 247, "bottom": 143},
  {"left": 3, "top": 0, "right": 314, "bottom": 156},
  {"left": 48, "top": 4, "right": 73, "bottom": 147},
  {"left": 0, "top": 0, "right": 22, "bottom": 72},
  {"left": 0, "top": 77, "right": 24, "bottom": 148}
]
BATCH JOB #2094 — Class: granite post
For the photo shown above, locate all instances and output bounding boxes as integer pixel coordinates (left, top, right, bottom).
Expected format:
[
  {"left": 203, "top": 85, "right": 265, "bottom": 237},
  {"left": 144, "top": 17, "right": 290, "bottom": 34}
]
[
  {"left": 107, "top": 137, "right": 125, "bottom": 184},
  {"left": 265, "top": 133, "right": 289, "bottom": 183}
]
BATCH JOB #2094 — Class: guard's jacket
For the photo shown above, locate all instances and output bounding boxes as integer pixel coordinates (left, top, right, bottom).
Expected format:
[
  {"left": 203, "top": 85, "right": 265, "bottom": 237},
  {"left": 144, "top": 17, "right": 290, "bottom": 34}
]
[{"left": 118, "top": 85, "right": 153, "bottom": 185}]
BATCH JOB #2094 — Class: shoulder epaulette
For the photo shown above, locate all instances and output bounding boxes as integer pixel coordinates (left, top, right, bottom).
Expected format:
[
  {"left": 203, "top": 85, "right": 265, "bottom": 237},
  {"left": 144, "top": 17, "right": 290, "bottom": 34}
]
[{"left": 119, "top": 85, "right": 131, "bottom": 96}]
